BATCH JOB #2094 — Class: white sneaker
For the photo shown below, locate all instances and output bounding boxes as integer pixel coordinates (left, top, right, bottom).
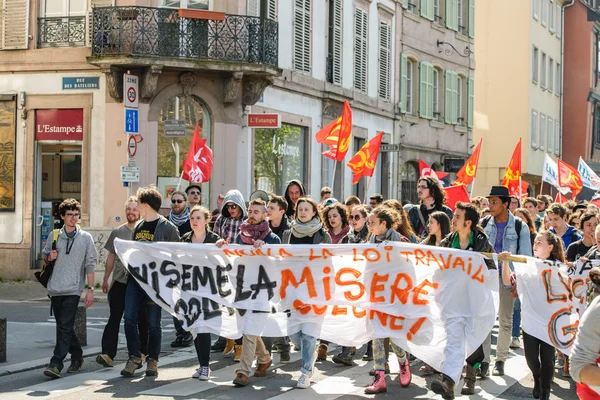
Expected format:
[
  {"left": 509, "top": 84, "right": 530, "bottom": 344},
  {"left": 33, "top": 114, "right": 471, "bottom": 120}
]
[
  {"left": 296, "top": 372, "right": 311, "bottom": 389},
  {"left": 199, "top": 366, "right": 210, "bottom": 381},
  {"left": 192, "top": 368, "right": 201, "bottom": 379},
  {"left": 510, "top": 337, "right": 521, "bottom": 349}
]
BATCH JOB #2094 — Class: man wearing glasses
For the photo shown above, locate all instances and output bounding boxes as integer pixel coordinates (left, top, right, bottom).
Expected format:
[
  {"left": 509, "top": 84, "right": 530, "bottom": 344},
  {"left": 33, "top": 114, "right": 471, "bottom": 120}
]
[
  {"left": 214, "top": 189, "right": 248, "bottom": 244},
  {"left": 168, "top": 190, "right": 192, "bottom": 236},
  {"left": 404, "top": 177, "right": 453, "bottom": 239},
  {"left": 185, "top": 184, "right": 202, "bottom": 208},
  {"left": 43, "top": 198, "right": 97, "bottom": 379}
]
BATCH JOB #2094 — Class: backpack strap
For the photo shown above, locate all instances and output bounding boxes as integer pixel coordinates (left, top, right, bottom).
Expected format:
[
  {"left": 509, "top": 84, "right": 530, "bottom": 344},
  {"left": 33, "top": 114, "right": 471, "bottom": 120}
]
[
  {"left": 416, "top": 206, "right": 428, "bottom": 236},
  {"left": 514, "top": 218, "right": 522, "bottom": 255},
  {"left": 481, "top": 215, "right": 491, "bottom": 229}
]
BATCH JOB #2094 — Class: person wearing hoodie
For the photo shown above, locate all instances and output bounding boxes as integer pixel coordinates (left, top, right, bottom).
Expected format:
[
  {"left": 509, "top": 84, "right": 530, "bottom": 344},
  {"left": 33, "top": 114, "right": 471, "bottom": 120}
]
[
  {"left": 213, "top": 189, "right": 248, "bottom": 244},
  {"left": 267, "top": 194, "right": 290, "bottom": 241},
  {"left": 284, "top": 179, "right": 306, "bottom": 218},
  {"left": 121, "top": 185, "right": 180, "bottom": 378},
  {"left": 43, "top": 198, "right": 97, "bottom": 379},
  {"left": 546, "top": 202, "right": 583, "bottom": 249}
]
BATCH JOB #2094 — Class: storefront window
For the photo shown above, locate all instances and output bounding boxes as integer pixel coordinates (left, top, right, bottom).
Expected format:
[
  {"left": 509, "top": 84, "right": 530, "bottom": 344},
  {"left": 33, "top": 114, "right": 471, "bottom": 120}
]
[{"left": 254, "top": 124, "right": 306, "bottom": 195}]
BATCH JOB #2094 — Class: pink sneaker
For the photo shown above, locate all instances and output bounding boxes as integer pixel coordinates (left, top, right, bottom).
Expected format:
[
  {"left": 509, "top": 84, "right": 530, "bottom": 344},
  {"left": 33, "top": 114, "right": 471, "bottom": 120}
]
[
  {"left": 398, "top": 358, "right": 411, "bottom": 387},
  {"left": 364, "top": 370, "right": 387, "bottom": 394}
]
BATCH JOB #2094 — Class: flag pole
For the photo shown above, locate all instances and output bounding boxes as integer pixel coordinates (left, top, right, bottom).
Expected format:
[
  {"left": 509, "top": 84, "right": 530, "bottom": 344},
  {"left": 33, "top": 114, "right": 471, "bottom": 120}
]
[
  {"left": 363, "top": 176, "right": 373, "bottom": 204},
  {"left": 519, "top": 176, "right": 523, "bottom": 203},
  {"left": 176, "top": 171, "right": 184, "bottom": 191},
  {"left": 539, "top": 181, "right": 543, "bottom": 196},
  {"left": 469, "top": 176, "right": 476, "bottom": 199},
  {"left": 331, "top": 161, "right": 337, "bottom": 197}
]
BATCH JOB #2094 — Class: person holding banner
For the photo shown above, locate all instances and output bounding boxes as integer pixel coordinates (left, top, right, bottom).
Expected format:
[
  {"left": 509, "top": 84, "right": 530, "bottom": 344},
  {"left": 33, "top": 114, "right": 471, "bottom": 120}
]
[
  {"left": 383, "top": 199, "right": 419, "bottom": 243},
  {"left": 421, "top": 211, "right": 451, "bottom": 247},
  {"left": 180, "top": 205, "right": 221, "bottom": 381},
  {"left": 500, "top": 231, "right": 566, "bottom": 400},
  {"left": 321, "top": 202, "right": 350, "bottom": 245},
  {"left": 571, "top": 296, "right": 600, "bottom": 400},
  {"left": 281, "top": 197, "right": 331, "bottom": 389},
  {"left": 431, "top": 202, "right": 496, "bottom": 398},
  {"left": 364, "top": 206, "right": 412, "bottom": 394}
]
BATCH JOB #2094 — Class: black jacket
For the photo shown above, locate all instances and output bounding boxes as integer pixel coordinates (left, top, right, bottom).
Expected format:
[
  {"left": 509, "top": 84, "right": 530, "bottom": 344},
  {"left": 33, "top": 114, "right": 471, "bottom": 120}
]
[
  {"left": 270, "top": 216, "right": 290, "bottom": 241},
  {"left": 404, "top": 203, "right": 454, "bottom": 239},
  {"left": 180, "top": 230, "right": 221, "bottom": 244},
  {"left": 284, "top": 179, "right": 306, "bottom": 218},
  {"left": 440, "top": 229, "right": 497, "bottom": 270}
]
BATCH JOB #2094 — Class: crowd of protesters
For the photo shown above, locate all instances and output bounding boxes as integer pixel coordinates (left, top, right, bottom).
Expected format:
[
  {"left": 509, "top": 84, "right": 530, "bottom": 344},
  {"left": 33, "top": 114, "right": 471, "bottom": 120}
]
[{"left": 40, "top": 177, "right": 600, "bottom": 400}]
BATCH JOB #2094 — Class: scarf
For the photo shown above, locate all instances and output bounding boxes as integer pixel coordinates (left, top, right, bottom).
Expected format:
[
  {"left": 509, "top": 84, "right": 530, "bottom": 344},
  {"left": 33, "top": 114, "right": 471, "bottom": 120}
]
[
  {"left": 375, "top": 228, "right": 396, "bottom": 243},
  {"left": 239, "top": 220, "right": 272, "bottom": 244},
  {"left": 169, "top": 207, "right": 190, "bottom": 227},
  {"left": 290, "top": 217, "right": 322, "bottom": 238},
  {"left": 329, "top": 224, "right": 350, "bottom": 244},
  {"left": 346, "top": 224, "right": 370, "bottom": 244}
]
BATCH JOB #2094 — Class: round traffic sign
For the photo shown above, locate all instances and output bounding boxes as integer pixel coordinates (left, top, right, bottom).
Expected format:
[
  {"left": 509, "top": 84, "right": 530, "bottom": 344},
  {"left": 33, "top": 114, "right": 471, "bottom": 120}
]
[
  {"left": 127, "top": 87, "right": 137, "bottom": 104},
  {"left": 128, "top": 135, "right": 137, "bottom": 157}
]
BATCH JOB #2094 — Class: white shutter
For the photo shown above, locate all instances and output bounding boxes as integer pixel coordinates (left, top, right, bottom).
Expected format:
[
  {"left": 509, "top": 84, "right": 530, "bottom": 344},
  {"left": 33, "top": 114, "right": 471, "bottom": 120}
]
[
  {"left": 332, "top": 0, "right": 342, "bottom": 85},
  {"left": 268, "top": 0, "right": 277, "bottom": 20},
  {"left": 354, "top": 7, "right": 368, "bottom": 92},
  {"left": 422, "top": 0, "right": 434, "bottom": 21},
  {"left": 555, "top": 120, "right": 560, "bottom": 155},
  {"left": 400, "top": 53, "right": 408, "bottom": 113},
  {"left": 531, "top": 110, "right": 538, "bottom": 149},
  {"left": 547, "top": 117, "right": 553, "bottom": 152},
  {"left": 1, "top": 0, "right": 29, "bottom": 49},
  {"left": 247, "top": 0, "right": 260, "bottom": 16},
  {"left": 419, "top": 62, "right": 433, "bottom": 119},
  {"left": 446, "top": 0, "right": 458, "bottom": 31},
  {"left": 540, "top": 114, "right": 546, "bottom": 150},
  {"left": 402, "top": 0, "right": 409, "bottom": 9},
  {"left": 378, "top": 20, "right": 391, "bottom": 100},
  {"left": 450, "top": 71, "right": 458, "bottom": 124},
  {"left": 426, "top": 64, "right": 434, "bottom": 119},
  {"left": 467, "top": 76, "right": 474, "bottom": 128},
  {"left": 293, "top": 0, "right": 311, "bottom": 72},
  {"left": 468, "top": 0, "right": 475, "bottom": 38}
]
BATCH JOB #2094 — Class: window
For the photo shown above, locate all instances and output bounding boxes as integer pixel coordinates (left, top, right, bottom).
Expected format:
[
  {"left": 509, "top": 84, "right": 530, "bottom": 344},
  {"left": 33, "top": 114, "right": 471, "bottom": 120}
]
[
  {"left": 293, "top": 0, "right": 311, "bottom": 73},
  {"left": 445, "top": 70, "right": 458, "bottom": 124},
  {"left": 457, "top": 0, "right": 464, "bottom": 34},
  {"left": 408, "top": 0, "right": 419, "bottom": 14},
  {"left": 378, "top": 20, "right": 392, "bottom": 100},
  {"left": 556, "top": 3, "right": 561, "bottom": 38},
  {"left": 532, "top": 110, "right": 539, "bottom": 148},
  {"left": 555, "top": 120, "right": 561, "bottom": 155},
  {"left": 549, "top": 0, "right": 555, "bottom": 32},
  {"left": 434, "top": 0, "right": 441, "bottom": 23},
  {"left": 446, "top": 0, "right": 459, "bottom": 31},
  {"left": 433, "top": 68, "right": 441, "bottom": 118},
  {"left": 254, "top": 124, "right": 307, "bottom": 194},
  {"left": 533, "top": 0, "right": 539, "bottom": 20},
  {"left": 548, "top": 117, "right": 554, "bottom": 152},
  {"left": 457, "top": 76, "right": 463, "bottom": 125},
  {"left": 44, "top": 0, "right": 87, "bottom": 16},
  {"left": 542, "top": 0, "right": 547, "bottom": 26},
  {"left": 556, "top": 62, "right": 561, "bottom": 95},
  {"left": 406, "top": 60, "right": 414, "bottom": 114},
  {"left": 421, "top": 0, "right": 435, "bottom": 21},
  {"left": 327, "top": 0, "right": 342, "bottom": 85},
  {"left": 533, "top": 46, "right": 539, "bottom": 83},
  {"left": 354, "top": 7, "right": 368, "bottom": 92},
  {"left": 401, "top": 161, "right": 419, "bottom": 205},
  {"left": 548, "top": 58, "right": 554, "bottom": 92},
  {"left": 247, "top": 0, "right": 277, "bottom": 19},
  {"left": 540, "top": 113, "right": 546, "bottom": 150},
  {"left": 541, "top": 52, "right": 547, "bottom": 88},
  {"left": 419, "top": 62, "right": 434, "bottom": 119}
]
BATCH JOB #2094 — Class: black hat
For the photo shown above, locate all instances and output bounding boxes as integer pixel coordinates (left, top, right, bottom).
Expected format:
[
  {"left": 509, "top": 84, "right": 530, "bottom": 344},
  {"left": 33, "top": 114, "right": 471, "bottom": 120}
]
[
  {"left": 486, "top": 186, "right": 510, "bottom": 200},
  {"left": 573, "top": 202, "right": 588, "bottom": 213},
  {"left": 185, "top": 184, "right": 202, "bottom": 194}
]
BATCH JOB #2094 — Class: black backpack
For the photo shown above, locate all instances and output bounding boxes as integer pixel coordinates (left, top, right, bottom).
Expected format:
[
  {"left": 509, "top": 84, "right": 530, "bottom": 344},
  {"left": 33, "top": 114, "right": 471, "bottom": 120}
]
[
  {"left": 480, "top": 215, "right": 523, "bottom": 255},
  {"left": 35, "top": 229, "right": 59, "bottom": 288}
]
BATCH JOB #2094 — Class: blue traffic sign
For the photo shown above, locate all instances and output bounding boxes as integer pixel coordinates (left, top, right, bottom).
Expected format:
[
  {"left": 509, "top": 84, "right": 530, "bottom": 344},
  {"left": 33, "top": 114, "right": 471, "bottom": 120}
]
[{"left": 124, "top": 108, "right": 139, "bottom": 134}]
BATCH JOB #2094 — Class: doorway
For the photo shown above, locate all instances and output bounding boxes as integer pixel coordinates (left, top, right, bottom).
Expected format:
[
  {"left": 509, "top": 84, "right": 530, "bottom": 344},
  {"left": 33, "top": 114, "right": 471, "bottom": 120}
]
[{"left": 33, "top": 143, "right": 82, "bottom": 269}]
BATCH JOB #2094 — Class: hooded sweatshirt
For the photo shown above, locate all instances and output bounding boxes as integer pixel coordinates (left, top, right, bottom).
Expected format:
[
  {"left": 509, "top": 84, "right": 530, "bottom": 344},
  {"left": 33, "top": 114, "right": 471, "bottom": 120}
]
[
  {"left": 550, "top": 224, "right": 582, "bottom": 249},
  {"left": 284, "top": 179, "right": 306, "bottom": 218},
  {"left": 43, "top": 225, "right": 97, "bottom": 297},
  {"left": 214, "top": 189, "right": 248, "bottom": 242}
]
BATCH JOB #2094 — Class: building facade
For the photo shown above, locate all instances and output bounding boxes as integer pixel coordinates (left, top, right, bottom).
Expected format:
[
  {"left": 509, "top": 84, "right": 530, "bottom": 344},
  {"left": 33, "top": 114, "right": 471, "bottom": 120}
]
[
  {"left": 473, "top": 0, "right": 565, "bottom": 197},
  {"left": 563, "top": 0, "right": 600, "bottom": 173}
]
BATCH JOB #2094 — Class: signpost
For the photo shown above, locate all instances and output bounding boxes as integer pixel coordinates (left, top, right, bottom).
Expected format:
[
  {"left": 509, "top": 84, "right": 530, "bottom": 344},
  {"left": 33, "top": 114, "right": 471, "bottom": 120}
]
[
  {"left": 120, "top": 166, "right": 140, "bottom": 182},
  {"left": 123, "top": 74, "right": 139, "bottom": 108},
  {"left": 164, "top": 120, "right": 186, "bottom": 137},
  {"left": 380, "top": 144, "right": 400, "bottom": 152},
  {"left": 62, "top": 77, "right": 100, "bottom": 90},
  {"left": 124, "top": 108, "right": 139, "bottom": 134},
  {"left": 128, "top": 135, "right": 137, "bottom": 157},
  {"left": 123, "top": 72, "right": 140, "bottom": 190}
]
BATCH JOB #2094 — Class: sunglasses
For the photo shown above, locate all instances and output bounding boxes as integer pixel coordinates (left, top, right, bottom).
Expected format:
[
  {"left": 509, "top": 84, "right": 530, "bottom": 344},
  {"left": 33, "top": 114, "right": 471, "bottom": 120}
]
[
  {"left": 188, "top": 191, "right": 200, "bottom": 195},
  {"left": 171, "top": 199, "right": 184, "bottom": 204},
  {"left": 417, "top": 185, "right": 429, "bottom": 189},
  {"left": 65, "top": 213, "right": 79, "bottom": 218},
  {"left": 226, "top": 204, "right": 238, "bottom": 210},
  {"left": 351, "top": 214, "right": 363, "bottom": 221}
]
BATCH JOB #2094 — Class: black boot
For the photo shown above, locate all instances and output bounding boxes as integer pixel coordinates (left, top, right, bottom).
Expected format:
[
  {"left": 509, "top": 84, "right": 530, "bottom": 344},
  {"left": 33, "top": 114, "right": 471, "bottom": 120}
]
[
  {"left": 532, "top": 376, "right": 541, "bottom": 399},
  {"left": 431, "top": 374, "right": 455, "bottom": 400},
  {"left": 332, "top": 347, "right": 353, "bottom": 366},
  {"left": 461, "top": 364, "right": 476, "bottom": 395},
  {"left": 540, "top": 388, "right": 550, "bottom": 400},
  {"left": 211, "top": 336, "right": 227, "bottom": 352},
  {"left": 363, "top": 341, "right": 373, "bottom": 361}
]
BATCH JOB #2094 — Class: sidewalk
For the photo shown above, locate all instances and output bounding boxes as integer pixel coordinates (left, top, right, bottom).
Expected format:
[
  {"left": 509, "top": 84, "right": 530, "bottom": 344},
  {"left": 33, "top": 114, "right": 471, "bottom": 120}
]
[{"left": 0, "top": 280, "right": 108, "bottom": 303}]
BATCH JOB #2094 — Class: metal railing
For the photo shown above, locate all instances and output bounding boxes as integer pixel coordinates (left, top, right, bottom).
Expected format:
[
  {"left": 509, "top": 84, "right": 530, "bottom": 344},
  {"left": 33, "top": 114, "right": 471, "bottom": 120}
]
[
  {"left": 90, "top": 7, "right": 278, "bottom": 66},
  {"left": 38, "top": 16, "right": 87, "bottom": 47}
]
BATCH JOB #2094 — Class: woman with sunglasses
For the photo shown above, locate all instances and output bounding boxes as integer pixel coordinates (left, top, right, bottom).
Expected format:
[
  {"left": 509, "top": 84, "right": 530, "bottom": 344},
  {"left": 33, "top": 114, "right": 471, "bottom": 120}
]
[
  {"left": 332, "top": 205, "right": 372, "bottom": 366},
  {"left": 180, "top": 205, "right": 221, "bottom": 381},
  {"left": 500, "top": 231, "right": 566, "bottom": 400},
  {"left": 365, "top": 207, "right": 412, "bottom": 394},
  {"left": 281, "top": 197, "right": 331, "bottom": 389}
]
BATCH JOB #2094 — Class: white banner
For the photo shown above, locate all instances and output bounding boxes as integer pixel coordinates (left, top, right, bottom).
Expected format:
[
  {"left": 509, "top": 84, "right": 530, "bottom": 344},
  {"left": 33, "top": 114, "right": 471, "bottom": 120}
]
[
  {"left": 562, "top": 260, "right": 600, "bottom": 316},
  {"left": 578, "top": 157, "right": 600, "bottom": 190},
  {"left": 543, "top": 154, "right": 570, "bottom": 194},
  {"left": 515, "top": 258, "right": 581, "bottom": 356},
  {"left": 114, "top": 240, "right": 499, "bottom": 374}
]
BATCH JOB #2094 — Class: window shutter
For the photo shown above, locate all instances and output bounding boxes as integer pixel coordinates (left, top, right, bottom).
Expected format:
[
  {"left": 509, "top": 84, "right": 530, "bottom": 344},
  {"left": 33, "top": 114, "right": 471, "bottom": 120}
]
[
  {"left": 402, "top": 0, "right": 409, "bottom": 9},
  {"left": 88, "top": 0, "right": 114, "bottom": 47},
  {"left": 547, "top": 117, "right": 553, "bottom": 152},
  {"left": 555, "top": 120, "right": 560, "bottom": 155},
  {"left": 445, "top": 70, "right": 452, "bottom": 123},
  {"left": 400, "top": 53, "right": 408, "bottom": 113},
  {"left": 1, "top": 0, "right": 30, "bottom": 49},
  {"left": 378, "top": 21, "right": 391, "bottom": 100},
  {"left": 354, "top": 7, "right": 368, "bottom": 92},
  {"left": 446, "top": 0, "right": 458, "bottom": 31},
  {"left": 467, "top": 76, "right": 474, "bottom": 128},
  {"left": 422, "top": 0, "right": 434, "bottom": 21},
  {"left": 247, "top": 0, "right": 260, "bottom": 16},
  {"left": 426, "top": 64, "right": 434, "bottom": 119},
  {"left": 268, "top": 0, "right": 277, "bottom": 20},
  {"left": 419, "top": 62, "right": 434, "bottom": 119},
  {"left": 468, "top": 0, "right": 475, "bottom": 38},
  {"left": 446, "top": 71, "right": 457, "bottom": 124},
  {"left": 294, "top": 0, "right": 311, "bottom": 72},
  {"left": 332, "top": 0, "right": 342, "bottom": 85}
]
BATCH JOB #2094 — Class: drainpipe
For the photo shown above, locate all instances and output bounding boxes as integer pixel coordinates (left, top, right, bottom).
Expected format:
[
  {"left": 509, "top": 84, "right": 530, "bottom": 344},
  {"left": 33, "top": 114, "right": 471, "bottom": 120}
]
[{"left": 560, "top": 0, "right": 575, "bottom": 161}]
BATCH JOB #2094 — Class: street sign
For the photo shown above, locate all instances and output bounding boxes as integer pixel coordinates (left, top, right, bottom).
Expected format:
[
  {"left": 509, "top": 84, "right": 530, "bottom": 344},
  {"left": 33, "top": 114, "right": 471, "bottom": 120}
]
[
  {"left": 247, "top": 113, "right": 281, "bottom": 128},
  {"left": 124, "top": 108, "right": 139, "bottom": 134},
  {"left": 62, "top": 77, "right": 99, "bottom": 90},
  {"left": 123, "top": 74, "right": 139, "bottom": 108},
  {"left": 380, "top": 144, "right": 400, "bottom": 152},
  {"left": 128, "top": 135, "right": 137, "bottom": 157},
  {"left": 164, "top": 120, "right": 186, "bottom": 137},
  {"left": 127, "top": 157, "right": 137, "bottom": 167},
  {"left": 120, "top": 166, "right": 140, "bottom": 182}
]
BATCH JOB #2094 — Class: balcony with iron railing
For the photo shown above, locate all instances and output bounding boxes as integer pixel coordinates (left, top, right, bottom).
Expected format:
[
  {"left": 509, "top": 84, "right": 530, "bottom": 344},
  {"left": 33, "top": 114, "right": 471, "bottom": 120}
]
[
  {"left": 88, "top": 7, "right": 279, "bottom": 70},
  {"left": 38, "top": 16, "right": 87, "bottom": 48}
]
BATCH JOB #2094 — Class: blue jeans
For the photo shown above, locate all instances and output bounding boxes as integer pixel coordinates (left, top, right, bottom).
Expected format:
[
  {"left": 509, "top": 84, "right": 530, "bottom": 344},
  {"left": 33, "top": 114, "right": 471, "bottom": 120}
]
[
  {"left": 124, "top": 278, "right": 162, "bottom": 360},
  {"left": 289, "top": 331, "right": 318, "bottom": 375},
  {"left": 512, "top": 298, "right": 521, "bottom": 338}
]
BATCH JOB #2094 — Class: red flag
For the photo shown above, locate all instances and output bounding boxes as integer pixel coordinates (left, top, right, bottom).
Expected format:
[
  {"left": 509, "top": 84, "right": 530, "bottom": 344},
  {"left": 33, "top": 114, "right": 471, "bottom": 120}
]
[
  {"left": 316, "top": 100, "right": 352, "bottom": 162},
  {"left": 501, "top": 139, "right": 522, "bottom": 195},
  {"left": 419, "top": 159, "right": 449, "bottom": 181},
  {"left": 445, "top": 185, "right": 470, "bottom": 211},
  {"left": 182, "top": 123, "right": 213, "bottom": 183},
  {"left": 347, "top": 132, "right": 384, "bottom": 184},
  {"left": 508, "top": 181, "right": 529, "bottom": 197},
  {"left": 554, "top": 192, "right": 568, "bottom": 204},
  {"left": 454, "top": 139, "right": 482, "bottom": 186},
  {"left": 558, "top": 159, "right": 584, "bottom": 197}
]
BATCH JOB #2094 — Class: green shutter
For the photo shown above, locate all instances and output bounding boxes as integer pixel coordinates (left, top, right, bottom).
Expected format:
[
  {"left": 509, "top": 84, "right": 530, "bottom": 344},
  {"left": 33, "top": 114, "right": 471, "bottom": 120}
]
[
  {"left": 426, "top": 64, "right": 434, "bottom": 119},
  {"left": 446, "top": 0, "right": 458, "bottom": 31},
  {"left": 420, "top": 62, "right": 434, "bottom": 119},
  {"left": 468, "top": 76, "right": 474, "bottom": 128},
  {"left": 400, "top": 53, "right": 408, "bottom": 113},
  {"left": 402, "top": 0, "right": 408, "bottom": 9},
  {"left": 422, "top": 0, "right": 434, "bottom": 21},
  {"left": 452, "top": 72, "right": 458, "bottom": 124},
  {"left": 445, "top": 70, "right": 452, "bottom": 123},
  {"left": 468, "top": 0, "right": 475, "bottom": 38},
  {"left": 419, "top": 62, "right": 427, "bottom": 117}
]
